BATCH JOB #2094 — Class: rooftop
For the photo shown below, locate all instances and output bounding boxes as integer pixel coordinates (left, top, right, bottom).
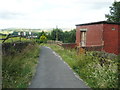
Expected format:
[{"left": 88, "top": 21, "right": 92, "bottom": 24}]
[{"left": 76, "top": 21, "right": 120, "bottom": 26}]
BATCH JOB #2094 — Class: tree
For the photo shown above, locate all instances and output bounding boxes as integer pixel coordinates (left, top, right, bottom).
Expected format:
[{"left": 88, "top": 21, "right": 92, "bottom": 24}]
[
  {"left": 50, "top": 28, "right": 64, "bottom": 41},
  {"left": 37, "top": 31, "right": 46, "bottom": 39},
  {"left": 63, "top": 29, "right": 76, "bottom": 43},
  {"left": 105, "top": 1, "right": 120, "bottom": 22},
  {"left": 69, "top": 29, "right": 76, "bottom": 43},
  {"left": 40, "top": 34, "right": 47, "bottom": 43},
  {"left": 63, "top": 31, "right": 70, "bottom": 43},
  {"left": 47, "top": 33, "right": 52, "bottom": 40}
]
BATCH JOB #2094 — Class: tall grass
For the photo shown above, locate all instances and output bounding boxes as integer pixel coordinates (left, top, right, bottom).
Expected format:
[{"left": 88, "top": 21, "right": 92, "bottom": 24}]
[
  {"left": 44, "top": 44, "right": 118, "bottom": 88},
  {"left": 2, "top": 42, "right": 40, "bottom": 88}
]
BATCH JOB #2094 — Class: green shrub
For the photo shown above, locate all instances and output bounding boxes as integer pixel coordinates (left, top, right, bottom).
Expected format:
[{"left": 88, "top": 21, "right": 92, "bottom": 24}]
[
  {"left": 40, "top": 34, "right": 47, "bottom": 43},
  {"left": 2, "top": 42, "right": 40, "bottom": 88}
]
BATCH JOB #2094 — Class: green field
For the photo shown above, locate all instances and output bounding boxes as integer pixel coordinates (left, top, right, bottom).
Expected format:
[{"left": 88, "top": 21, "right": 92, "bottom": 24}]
[{"left": 0, "top": 35, "right": 33, "bottom": 43}]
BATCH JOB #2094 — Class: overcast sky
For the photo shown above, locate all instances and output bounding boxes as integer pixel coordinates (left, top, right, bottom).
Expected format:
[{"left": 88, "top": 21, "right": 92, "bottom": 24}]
[{"left": 0, "top": 0, "right": 119, "bottom": 29}]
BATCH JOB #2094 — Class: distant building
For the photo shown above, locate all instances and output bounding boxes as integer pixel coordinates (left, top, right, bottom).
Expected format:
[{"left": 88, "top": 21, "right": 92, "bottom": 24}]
[
  {"left": 76, "top": 21, "right": 120, "bottom": 55},
  {"left": 18, "top": 32, "right": 21, "bottom": 35},
  {"left": 23, "top": 32, "right": 26, "bottom": 36},
  {"left": 29, "top": 32, "right": 31, "bottom": 35}
]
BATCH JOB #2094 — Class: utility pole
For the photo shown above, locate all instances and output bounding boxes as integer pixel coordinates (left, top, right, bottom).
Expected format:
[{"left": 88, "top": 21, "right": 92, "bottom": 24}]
[
  {"left": 56, "top": 25, "right": 58, "bottom": 29},
  {"left": 56, "top": 25, "right": 58, "bottom": 41},
  {"left": 56, "top": 31, "right": 58, "bottom": 41}
]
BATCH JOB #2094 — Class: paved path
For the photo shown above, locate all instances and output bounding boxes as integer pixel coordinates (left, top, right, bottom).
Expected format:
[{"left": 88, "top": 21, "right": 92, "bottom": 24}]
[{"left": 29, "top": 46, "right": 90, "bottom": 88}]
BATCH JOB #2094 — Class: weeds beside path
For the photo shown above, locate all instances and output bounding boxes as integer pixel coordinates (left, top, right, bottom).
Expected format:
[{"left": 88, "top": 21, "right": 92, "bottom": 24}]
[
  {"left": 2, "top": 42, "right": 40, "bottom": 88},
  {"left": 44, "top": 44, "right": 119, "bottom": 89}
]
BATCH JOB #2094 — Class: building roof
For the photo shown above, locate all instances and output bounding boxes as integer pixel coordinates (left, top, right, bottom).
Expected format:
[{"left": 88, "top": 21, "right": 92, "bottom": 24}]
[{"left": 76, "top": 21, "right": 120, "bottom": 26}]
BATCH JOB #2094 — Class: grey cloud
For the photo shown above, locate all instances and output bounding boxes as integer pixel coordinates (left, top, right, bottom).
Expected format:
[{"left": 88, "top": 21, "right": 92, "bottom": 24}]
[
  {"left": 0, "top": 11, "right": 24, "bottom": 20},
  {"left": 90, "top": 2, "right": 112, "bottom": 10}
]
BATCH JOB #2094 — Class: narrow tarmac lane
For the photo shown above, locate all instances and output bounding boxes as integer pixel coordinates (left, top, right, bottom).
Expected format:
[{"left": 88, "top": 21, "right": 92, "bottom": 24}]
[{"left": 29, "top": 46, "right": 90, "bottom": 88}]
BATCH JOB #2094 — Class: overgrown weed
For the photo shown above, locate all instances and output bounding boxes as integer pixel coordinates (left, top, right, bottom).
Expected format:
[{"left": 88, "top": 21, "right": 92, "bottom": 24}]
[
  {"left": 44, "top": 44, "right": 118, "bottom": 88},
  {"left": 2, "top": 42, "right": 40, "bottom": 88}
]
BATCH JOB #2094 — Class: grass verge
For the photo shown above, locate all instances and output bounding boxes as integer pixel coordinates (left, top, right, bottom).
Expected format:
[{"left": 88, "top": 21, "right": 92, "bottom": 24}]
[
  {"left": 2, "top": 42, "right": 40, "bottom": 88},
  {"left": 43, "top": 44, "right": 119, "bottom": 89}
]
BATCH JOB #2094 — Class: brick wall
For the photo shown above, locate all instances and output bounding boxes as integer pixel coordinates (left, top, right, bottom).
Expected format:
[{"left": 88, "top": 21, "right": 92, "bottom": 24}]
[
  {"left": 76, "top": 23, "right": 120, "bottom": 55},
  {"left": 76, "top": 24, "right": 103, "bottom": 47},
  {"left": 118, "top": 25, "right": 120, "bottom": 55},
  {"left": 103, "top": 24, "right": 119, "bottom": 55},
  {"left": 62, "top": 43, "right": 76, "bottom": 49}
]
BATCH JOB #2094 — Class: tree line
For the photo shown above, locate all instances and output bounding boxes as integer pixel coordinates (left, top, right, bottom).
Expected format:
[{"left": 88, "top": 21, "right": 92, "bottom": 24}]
[{"left": 36, "top": 28, "right": 76, "bottom": 43}]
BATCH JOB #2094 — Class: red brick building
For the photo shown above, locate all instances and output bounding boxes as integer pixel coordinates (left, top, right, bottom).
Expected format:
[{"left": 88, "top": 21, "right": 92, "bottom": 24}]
[{"left": 76, "top": 21, "right": 120, "bottom": 55}]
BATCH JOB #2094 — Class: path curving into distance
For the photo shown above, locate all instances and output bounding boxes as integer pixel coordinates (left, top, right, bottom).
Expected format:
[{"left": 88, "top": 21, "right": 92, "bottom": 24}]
[{"left": 29, "top": 46, "right": 90, "bottom": 88}]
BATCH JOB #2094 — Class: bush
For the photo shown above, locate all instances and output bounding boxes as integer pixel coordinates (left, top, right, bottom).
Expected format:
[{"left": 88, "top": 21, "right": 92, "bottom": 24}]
[
  {"left": 40, "top": 35, "right": 47, "bottom": 43},
  {"left": 2, "top": 42, "right": 40, "bottom": 88}
]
